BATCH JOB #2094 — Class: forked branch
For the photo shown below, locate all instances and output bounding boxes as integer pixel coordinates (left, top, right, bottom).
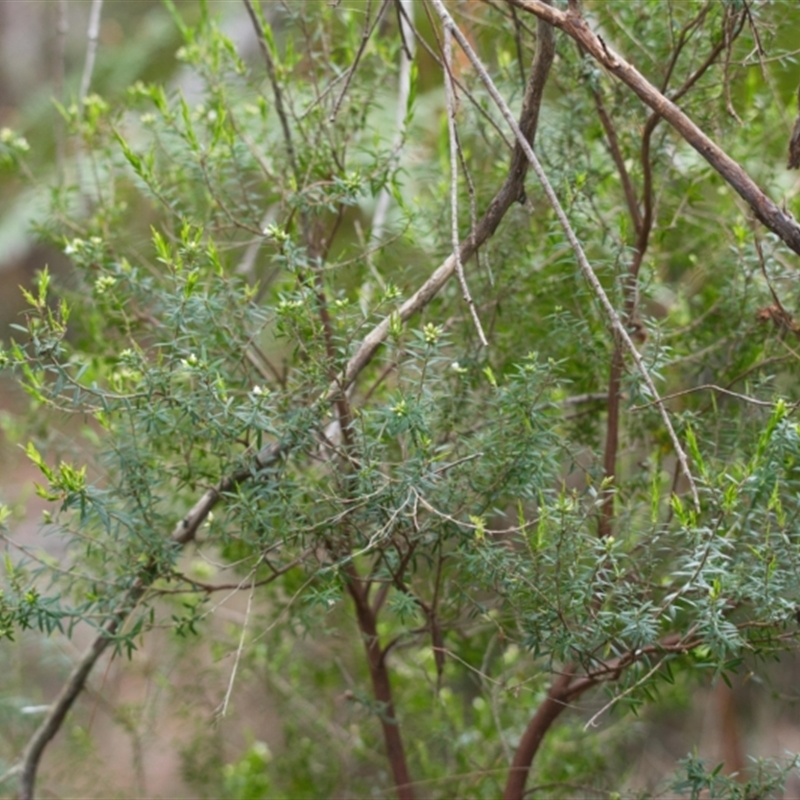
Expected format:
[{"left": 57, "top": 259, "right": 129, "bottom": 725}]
[{"left": 506, "top": 0, "right": 800, "bottom": 256}]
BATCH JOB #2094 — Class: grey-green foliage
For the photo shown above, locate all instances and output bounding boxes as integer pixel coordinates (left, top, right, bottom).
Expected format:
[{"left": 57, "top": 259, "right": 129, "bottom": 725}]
[{"left": 2, "top": 0, "right": 800, "bottom": 797}]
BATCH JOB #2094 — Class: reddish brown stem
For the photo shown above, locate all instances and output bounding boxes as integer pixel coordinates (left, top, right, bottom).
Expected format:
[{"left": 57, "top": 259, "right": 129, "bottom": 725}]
[
  {"left": 503, "top": 668, "right": 574, "bottom": 800},
  {"left": 345, "top": 567, "right": 415, "bottom": 800}
]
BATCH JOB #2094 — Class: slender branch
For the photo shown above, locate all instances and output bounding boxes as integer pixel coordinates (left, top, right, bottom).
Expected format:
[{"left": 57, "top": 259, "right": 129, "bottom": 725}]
[
  {"left": 395, "top": 1, "right": 513, "bottom": 151},
  {"left": 586, "top": 83, "right": 642, "bottom": 235},
  {"left": 54, "top": 0, "right": 69, "bottom": 182},
  {"left": 216, "top": 574, "right": 256, "bottom": 720},
  {"left": 329, "top": 0, "right": 390, "bottom": 122},
  {"left": 503, "top": 627, "right": 705, "bottom": 800},
  {"left": 242, "top": 0, "right": 298, "bottom": 178},
  {"left": 373, "top": 1, "right": 415, "bottom": 223},
  {"left": 16, "top": 607, "right": 130, "bottom": 800},
  {"left": 503, "top": 667, "right": 574, "bottom": 800},
  {"left": 596, "top": 2, "right": 744, "bottom": 537},
  {"left": 631, "top": 383, "right": 780, "bottom": 411},
  {"left": 161, "top": 550, "right": 312, "bottom": 595},
  {"left": 344, "top": 564, "right": 415, "bottom": 800},
  {"left": 368, "top": 0, "right": 416, "bottom": 284},
  {"left": 722, "top": 4, "right": 743, "bottom": 125},
  {"left": 443, "top": 24, "right": 488, "bottom": 346},
  {"left": 505, "top": 0, "right": 800, "bottom": 256}
]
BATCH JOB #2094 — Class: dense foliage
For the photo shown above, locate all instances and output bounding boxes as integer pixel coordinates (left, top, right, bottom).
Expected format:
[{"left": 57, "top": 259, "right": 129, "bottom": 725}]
[{"left": 3, "top": 0, "right": 800, "bottom": 797}]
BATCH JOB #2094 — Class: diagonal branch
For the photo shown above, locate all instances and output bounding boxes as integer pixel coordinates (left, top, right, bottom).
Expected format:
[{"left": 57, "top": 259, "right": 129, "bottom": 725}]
[
  {"left": 14, "top": 605, "right": 134, "bottom": 800},
  {"left": 506, "top": 0, "right": 800, "bottom": 256}
]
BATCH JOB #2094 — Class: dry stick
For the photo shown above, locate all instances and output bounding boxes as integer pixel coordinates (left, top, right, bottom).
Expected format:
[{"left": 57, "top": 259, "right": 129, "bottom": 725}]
[
  {"left": 431, "top": 0, "right": 699, "bottom": 512},
  {"left": 443, "top": 25, "right": 488, "bottom": 347},
  {"left": 396, "top": 1, "right": 512, "bottom": 151},
  {"left": 10, "top": 9, "right": 558, "bottom": 796},
  {"left": 216, "top": 573, "right": 257, "bottom": 720},
  {"left": 506, "top": 0, "right": 800, "bottom": 257},
  {"left": 74, "top": 0, "right": 102, "bottom": 218}
]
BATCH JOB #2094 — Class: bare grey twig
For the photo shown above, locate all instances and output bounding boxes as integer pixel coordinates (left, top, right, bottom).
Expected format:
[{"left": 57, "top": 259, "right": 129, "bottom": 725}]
[
  {"left": 216, "top": 574, "right": 257, "bottom": 719},
  {"left": 54, "top": 0, "right": 69, "bottom": 181},
  {"left": 443, "top": 24, "right": 488, "bottom": 347}
]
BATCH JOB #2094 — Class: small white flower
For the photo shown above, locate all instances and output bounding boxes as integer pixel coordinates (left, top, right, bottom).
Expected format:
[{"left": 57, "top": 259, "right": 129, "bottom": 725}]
[{"left": 65, "top": 238, "right": 84, "bottom": 256}]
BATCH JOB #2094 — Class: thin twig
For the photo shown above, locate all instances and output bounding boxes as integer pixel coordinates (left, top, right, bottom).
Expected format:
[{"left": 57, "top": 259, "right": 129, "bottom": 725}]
[
  {"left": 722, "top": 5, "right": 743, "bottom": 125},
  {"left": 54, "top": 0, "right": 69, "bottom": 182},
  {"left": 216, "top": 573, "right": 256, "bottom": 720},
  {"left": 16, "top": 607, "right": 131, "bottom": 800},
  {"left": 242, "top": 0, "right": 298, "bottom": 178},
  {"left": 632, "top": 383, "right": 778, "bottom": 411},
  {"left": 443, "top": 24, "right": 488, "bottom": 346},
  {"left": 396, "top": 0, "right": 512, "bottom": 151},
  {"left": 329, "top": 0, "right": 390, "bottom": 121}
]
